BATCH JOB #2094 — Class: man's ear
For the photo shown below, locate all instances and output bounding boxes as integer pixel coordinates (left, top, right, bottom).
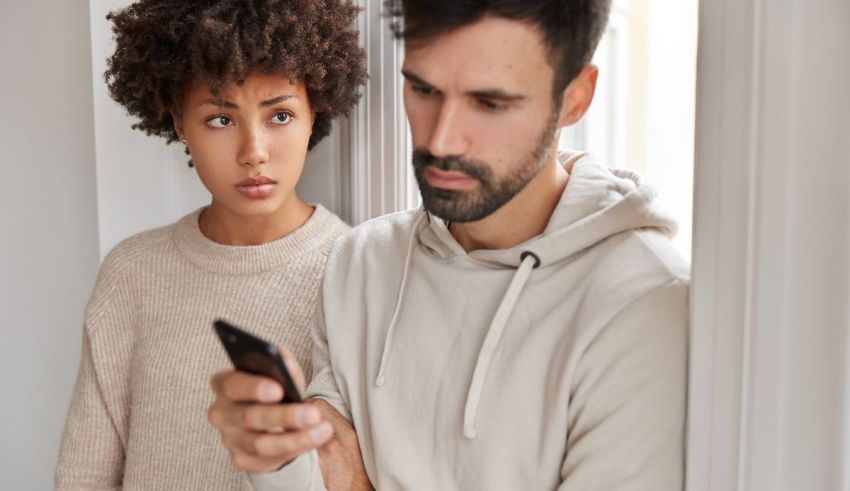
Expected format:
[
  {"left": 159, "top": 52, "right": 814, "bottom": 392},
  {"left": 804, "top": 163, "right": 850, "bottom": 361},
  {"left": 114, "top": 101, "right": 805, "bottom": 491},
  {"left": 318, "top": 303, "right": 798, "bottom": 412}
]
[{"left": 557, "top": 64, "right": 599, "bottom": 127}]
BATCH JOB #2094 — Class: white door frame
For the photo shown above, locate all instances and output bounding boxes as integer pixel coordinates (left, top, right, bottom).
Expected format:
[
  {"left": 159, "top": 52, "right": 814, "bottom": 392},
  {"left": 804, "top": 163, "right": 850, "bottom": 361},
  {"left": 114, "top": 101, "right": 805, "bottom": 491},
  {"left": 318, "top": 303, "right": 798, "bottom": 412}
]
[{"left": 687, "top": 0, "right": 850, "bottom": 489}]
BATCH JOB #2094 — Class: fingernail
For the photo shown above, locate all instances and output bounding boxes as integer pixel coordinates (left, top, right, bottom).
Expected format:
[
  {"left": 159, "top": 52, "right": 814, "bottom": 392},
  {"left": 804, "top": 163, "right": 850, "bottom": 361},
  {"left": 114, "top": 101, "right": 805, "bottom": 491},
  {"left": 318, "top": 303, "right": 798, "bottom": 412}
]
[
  {"left": 260, "top": 383, "right": 281, "bottom": 401},
  {"left": 300, "top": 407, "right": 321, "bottom": 426},
  {"left": 310, "top": 422, "right": 333, "bottom": 444}
]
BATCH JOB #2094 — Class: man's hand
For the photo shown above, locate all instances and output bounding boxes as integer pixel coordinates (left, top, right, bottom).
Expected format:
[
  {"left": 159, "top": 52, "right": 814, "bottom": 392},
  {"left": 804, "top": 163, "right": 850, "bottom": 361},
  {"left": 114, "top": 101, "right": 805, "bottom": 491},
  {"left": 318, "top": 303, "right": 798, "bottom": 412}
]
[
  {"left": 311, "top": 399, "right": 374, "bottom": 491},
  {"left": 208, "top": 347, "right": 333, "bottom": 473}
]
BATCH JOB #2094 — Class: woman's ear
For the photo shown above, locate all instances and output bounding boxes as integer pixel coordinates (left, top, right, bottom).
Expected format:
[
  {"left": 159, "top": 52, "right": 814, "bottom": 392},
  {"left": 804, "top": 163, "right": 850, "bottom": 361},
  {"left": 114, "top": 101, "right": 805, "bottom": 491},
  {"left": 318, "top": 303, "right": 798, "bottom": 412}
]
[
  {"left": 557, "top": 64, "right": 599, "bottom": 127},
  {"left": 171, "top": 110, "right": 185, "bottom": 141}
]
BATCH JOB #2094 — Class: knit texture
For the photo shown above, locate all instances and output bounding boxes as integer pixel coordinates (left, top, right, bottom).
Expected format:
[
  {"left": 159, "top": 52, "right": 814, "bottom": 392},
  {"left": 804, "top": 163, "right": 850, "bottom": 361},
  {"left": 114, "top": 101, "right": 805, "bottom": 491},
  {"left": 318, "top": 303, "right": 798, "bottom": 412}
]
[{"left": 55, "top": 205, "right": 349, "bottom": 490}]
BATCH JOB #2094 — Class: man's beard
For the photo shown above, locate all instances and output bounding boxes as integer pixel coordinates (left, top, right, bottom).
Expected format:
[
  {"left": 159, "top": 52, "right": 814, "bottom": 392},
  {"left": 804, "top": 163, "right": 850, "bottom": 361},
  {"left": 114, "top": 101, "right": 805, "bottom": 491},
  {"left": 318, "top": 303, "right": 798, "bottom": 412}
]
[{"left": 412, "top": 111, "right": 559, "bottom": 223}]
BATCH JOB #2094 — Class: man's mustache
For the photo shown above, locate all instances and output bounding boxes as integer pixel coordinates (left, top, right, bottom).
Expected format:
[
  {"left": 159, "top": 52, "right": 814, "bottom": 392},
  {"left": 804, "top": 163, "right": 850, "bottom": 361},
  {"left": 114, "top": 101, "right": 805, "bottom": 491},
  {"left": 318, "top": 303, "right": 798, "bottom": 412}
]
[{"left": 412, "top": 149, "right": 490, "bottom": 182}]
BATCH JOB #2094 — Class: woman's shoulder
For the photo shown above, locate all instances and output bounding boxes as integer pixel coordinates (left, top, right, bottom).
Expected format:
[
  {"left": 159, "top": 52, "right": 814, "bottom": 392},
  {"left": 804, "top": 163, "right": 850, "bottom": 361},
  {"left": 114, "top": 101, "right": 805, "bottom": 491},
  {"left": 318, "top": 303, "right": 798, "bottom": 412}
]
[
  {"left": 87, "top": 219, "right": 185, "bottom": 317},
  {"left": 100, "top": 221, "right": 179, "bottom": 275},
  {"left": 308, "top": 204, "right": 352, "bottom": 256}
]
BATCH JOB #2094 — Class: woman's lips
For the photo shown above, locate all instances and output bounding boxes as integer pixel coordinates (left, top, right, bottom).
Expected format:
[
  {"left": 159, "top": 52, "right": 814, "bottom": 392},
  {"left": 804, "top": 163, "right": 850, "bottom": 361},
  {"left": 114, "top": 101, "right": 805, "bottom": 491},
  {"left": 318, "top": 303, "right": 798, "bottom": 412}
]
[
  {"left": 424, "top": 166, "right": 479, "bottom": 191},
  {"left": 236, "top": 176, "right": 277, "bottom": 199}
]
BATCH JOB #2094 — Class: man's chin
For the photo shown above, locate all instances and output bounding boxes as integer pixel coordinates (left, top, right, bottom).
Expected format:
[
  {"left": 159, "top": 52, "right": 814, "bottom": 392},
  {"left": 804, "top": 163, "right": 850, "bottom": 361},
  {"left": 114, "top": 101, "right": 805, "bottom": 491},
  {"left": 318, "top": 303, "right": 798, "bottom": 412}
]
[{"left": 422, "top": 199, "right": 494, "bottom": 224}]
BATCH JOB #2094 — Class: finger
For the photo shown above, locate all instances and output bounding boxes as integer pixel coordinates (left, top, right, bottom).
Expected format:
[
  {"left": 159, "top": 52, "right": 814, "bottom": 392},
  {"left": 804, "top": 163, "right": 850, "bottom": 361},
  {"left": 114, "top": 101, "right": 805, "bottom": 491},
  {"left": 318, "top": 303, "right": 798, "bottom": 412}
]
[
  {"left": 309, "top": 399, "right": 358, "bottom": 447},
  {"left": 212, "top": 401, "right": 324, "bottom": 432},
  {"left": 253, "top": 422, "right": 334, "bottom": 458},
  {"left": 211, "top": 369, "right": 283, "bottom": 403},
  {"left": 279, "top": 345, "right": 306, "bottom": 393},
  {"left": 228, "top": 449, "right": 293, "bottom": 474},
  {"left": 226, "top": 422, "right": 334, "bottom": 461}
]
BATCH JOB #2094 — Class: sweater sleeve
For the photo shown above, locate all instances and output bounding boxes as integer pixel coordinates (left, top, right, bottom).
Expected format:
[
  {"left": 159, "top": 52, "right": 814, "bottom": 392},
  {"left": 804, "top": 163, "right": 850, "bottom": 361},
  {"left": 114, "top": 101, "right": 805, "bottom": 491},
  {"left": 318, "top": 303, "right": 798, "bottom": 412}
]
[
  {"left": 55, "top": 250, "right": 135, "bottom": 490},
  {"left": 558, "top": 279, "right": 689, "bottom": 491},
  {"left": 245, "top": 292, "right": 343, "bottom": 490},
  {"left": 243, "top": 451, "right": 327, "bottom": 491},
  {"left": 54, "top": 327, "right": 126, "bottom": 490}
]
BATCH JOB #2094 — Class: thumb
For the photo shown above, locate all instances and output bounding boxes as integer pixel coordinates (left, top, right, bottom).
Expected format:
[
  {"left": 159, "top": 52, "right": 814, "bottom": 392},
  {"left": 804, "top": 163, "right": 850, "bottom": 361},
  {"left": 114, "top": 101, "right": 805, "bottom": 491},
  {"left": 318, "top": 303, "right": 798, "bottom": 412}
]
[{"left": 278, "top": 345, "right": 307, "bottom": 394}]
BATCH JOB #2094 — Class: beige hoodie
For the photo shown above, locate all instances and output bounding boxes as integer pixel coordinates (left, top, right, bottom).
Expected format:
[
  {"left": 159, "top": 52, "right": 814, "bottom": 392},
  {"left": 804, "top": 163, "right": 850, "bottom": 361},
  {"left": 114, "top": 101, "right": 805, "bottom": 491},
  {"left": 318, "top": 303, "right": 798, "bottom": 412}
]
[{"left": 249, "top": 152, "right": 689, "bottom": 490}]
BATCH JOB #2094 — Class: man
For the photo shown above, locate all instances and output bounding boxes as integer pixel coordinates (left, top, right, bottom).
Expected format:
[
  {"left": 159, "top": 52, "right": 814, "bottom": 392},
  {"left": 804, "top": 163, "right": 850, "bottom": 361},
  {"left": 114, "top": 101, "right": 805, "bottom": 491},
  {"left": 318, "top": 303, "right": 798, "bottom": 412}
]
[{"left": 210, "top": 1, "right": 688, "bottom": 489}]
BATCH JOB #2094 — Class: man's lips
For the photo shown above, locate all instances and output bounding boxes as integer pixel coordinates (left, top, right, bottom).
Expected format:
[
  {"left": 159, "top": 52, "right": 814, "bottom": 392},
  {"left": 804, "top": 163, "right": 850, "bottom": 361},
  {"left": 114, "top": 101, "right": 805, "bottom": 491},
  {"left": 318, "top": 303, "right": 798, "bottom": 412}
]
[
  {"left": 236, "top": 176, "right": 277, "bottom": 198},
  {"left": 424, "top": 166, "right": 479, "bottom": 191}
]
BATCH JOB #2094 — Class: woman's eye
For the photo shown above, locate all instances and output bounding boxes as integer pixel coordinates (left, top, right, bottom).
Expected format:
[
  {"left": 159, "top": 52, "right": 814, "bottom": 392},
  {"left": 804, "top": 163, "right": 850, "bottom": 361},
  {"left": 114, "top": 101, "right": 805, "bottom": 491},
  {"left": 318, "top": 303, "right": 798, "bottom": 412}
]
[
  {"left": 206, "top": 116, "right": 231, "bottom": 128},
  {"left": 271, "top": 112, "right": 292, "bottom": 125}
]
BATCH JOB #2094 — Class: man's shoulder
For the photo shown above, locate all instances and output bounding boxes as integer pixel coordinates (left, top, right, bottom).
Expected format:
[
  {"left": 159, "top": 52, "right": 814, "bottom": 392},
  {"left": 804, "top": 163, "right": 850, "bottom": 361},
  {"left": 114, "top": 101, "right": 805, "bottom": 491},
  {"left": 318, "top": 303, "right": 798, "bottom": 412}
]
[
  {"left": 579, "top": 227, "right": 689, "bottom": 312},
  {"left": 329, "top": 208, "right": 424, "bottom": 262}
]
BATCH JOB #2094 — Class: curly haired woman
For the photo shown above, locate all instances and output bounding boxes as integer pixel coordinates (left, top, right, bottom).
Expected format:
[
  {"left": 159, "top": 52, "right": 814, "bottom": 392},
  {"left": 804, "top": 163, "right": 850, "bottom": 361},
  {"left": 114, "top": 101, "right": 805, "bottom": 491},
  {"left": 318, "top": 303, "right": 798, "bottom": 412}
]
[{"left": 55, "top": 0, "right": 367, "bottom": 488}]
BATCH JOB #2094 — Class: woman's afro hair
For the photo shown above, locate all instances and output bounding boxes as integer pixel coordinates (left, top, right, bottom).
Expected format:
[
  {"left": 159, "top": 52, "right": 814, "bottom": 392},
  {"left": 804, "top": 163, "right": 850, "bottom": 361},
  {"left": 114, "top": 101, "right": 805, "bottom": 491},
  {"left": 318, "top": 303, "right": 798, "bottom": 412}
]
[{"left": 105, "top": 0, "right": 367, "bottom": 150}]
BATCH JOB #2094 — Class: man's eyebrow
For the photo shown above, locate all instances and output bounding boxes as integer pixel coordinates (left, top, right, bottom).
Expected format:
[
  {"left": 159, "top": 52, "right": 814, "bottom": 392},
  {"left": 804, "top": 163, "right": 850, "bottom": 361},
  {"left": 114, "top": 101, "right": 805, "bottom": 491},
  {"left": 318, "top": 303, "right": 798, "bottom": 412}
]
[
  {"left": 196, "top": 94, "right": 297, "bottom": 109},
  {"left": 466, "top": 89, "right": 526, "bottom": 102},
  {"left": 402, "top": 69, "right": 526, "bottom": 101},
  {"left": 401, "top": 69, "right": 434, "bottom": 89}
]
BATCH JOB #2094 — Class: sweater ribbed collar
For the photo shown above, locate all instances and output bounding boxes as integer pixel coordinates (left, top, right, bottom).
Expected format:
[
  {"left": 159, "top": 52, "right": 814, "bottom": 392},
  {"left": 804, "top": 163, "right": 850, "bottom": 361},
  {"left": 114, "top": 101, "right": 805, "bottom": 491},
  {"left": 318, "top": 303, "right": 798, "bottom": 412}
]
[{"left": 172, "top": 205, "right": 341, "bottom": 275}]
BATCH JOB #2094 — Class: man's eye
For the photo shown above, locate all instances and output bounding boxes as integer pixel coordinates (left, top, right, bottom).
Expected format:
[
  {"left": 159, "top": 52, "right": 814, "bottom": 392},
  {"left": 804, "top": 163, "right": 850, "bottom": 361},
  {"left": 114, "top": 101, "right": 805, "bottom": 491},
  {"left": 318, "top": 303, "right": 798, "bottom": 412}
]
[
  {"left": 271, "top": 111, "right": 292, "bottom": 125},
  {"left": 412, "top": 84, "right": 435, "bottom": 96},
  {"left": 206, "top": 116, "right": 232, "bottom": 128},
  {"left": 477, "top": 99, "right": 507, "bottom": 112}
]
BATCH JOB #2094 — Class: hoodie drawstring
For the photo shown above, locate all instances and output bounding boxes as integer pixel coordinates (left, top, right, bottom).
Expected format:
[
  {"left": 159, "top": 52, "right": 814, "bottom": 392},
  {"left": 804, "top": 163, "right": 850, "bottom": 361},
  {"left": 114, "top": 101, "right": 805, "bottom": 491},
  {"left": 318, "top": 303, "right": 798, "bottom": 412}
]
[
  {"left": 375, "top": 212, "right": 427, "bottom": 387},
  {"left": 462, "top": 251, "right": 540, "bottom": 439}
]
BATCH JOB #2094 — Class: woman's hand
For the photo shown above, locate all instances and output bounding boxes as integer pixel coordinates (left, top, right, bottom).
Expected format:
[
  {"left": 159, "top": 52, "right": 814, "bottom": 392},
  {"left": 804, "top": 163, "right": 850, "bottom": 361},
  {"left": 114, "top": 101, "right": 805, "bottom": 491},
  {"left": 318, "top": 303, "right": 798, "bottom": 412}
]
[{"left": 208, "top": 348, "right": 333, "bottom": 473}]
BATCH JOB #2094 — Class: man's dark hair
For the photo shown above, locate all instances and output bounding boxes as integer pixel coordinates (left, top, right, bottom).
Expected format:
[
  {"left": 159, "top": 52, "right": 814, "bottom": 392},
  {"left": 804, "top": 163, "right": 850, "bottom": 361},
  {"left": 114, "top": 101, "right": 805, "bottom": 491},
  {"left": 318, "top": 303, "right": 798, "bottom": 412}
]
[
  {"left": 106, "top": 0, "right": 367, "bottom": 151},
  {"left": 384, "top": 0, "right": 611, "bottom": 95}
]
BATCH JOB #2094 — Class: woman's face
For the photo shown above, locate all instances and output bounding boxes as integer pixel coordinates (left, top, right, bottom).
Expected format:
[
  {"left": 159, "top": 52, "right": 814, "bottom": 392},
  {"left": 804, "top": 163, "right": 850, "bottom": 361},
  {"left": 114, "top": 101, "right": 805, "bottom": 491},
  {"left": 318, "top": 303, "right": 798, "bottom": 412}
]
[{"left": 175, "top": 72, "right": 314, "bottom": 222}]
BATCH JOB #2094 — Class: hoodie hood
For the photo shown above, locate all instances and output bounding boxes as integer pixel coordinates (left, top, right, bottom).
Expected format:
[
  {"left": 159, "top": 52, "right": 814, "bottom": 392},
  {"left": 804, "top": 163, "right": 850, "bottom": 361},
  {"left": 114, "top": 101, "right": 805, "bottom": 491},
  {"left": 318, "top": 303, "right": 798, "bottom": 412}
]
[
  {"left": 374, "top": 150, "right": 679, "bottom": 440},
  {"left": 417, "top": 150, "right": 678, "bottom": 268}
]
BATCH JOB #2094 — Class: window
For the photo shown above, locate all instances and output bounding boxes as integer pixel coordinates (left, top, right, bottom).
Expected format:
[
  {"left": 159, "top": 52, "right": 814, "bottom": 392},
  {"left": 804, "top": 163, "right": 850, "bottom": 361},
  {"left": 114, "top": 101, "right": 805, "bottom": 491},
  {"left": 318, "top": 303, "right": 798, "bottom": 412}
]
[{"left": 561, "top": 0, "right": 699, "bottom": 260}]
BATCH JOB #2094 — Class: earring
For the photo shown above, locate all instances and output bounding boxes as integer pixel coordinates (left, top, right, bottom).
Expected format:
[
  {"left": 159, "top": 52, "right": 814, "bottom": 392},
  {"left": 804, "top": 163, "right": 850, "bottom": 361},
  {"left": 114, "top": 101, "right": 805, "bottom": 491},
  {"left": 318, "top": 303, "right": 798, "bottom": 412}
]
[{"left": 181, "top": 138, "right": 187, "bottom": 145}]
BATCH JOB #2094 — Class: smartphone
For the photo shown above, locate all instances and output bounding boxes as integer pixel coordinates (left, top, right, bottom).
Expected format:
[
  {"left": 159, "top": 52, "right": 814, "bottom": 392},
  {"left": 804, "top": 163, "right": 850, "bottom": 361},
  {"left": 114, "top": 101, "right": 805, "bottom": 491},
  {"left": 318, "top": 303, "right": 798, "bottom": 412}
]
[{"left": 213, "top": 319, "right": 303, "bottom": 403}]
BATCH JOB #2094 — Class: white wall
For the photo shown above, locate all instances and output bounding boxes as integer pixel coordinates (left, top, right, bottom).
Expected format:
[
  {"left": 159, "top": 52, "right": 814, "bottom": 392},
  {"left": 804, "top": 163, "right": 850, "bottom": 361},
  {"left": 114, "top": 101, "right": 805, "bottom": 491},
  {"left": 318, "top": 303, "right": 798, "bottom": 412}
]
[{"left": 0, "top": 1, "right": 100, "bottom": 489}]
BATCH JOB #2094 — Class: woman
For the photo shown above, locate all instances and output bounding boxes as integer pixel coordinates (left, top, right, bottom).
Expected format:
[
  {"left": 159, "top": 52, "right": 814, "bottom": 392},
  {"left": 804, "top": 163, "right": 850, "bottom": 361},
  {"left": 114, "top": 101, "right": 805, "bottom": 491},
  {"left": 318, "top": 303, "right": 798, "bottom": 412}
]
[{"left": 55, "top": 0, "right": 366, "bottom": 488}]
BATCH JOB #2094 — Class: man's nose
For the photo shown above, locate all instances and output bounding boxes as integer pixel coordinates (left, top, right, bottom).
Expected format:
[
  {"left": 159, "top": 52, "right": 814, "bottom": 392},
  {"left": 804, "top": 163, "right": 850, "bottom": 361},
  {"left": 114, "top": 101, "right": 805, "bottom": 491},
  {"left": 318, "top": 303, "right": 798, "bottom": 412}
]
[{"left": 427, "top": 101, "right": 470, "bottom": 158}]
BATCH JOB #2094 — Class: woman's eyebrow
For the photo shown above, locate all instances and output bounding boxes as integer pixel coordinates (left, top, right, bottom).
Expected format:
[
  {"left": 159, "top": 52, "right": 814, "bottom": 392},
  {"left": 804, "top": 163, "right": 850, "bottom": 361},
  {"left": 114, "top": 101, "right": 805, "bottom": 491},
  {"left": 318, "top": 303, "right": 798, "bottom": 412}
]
[
  {"left": 259, "top": 95, "right": 297, "bottom": 107},
  {"left": 197, "top": 97, "right": 238, "bottom": 109},
  {"left": 195, "top": 94, "right": 297, "bottom": 109}
]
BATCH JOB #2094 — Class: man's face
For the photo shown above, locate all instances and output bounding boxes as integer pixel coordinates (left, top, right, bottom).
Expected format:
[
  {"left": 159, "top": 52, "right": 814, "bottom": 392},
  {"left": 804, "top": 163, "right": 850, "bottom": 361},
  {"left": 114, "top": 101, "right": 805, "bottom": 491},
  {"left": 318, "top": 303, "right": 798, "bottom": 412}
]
[{"left": 402, "top": 16, "right": 561, "bottom": 222}]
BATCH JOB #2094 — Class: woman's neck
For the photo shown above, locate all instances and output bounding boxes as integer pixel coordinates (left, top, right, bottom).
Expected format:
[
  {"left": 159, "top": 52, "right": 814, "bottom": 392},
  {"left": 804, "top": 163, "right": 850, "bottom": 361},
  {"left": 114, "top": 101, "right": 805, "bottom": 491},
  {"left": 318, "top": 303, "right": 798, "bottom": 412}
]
[{"left": 198, "top": 195, "right": 314, "bottom": 246}]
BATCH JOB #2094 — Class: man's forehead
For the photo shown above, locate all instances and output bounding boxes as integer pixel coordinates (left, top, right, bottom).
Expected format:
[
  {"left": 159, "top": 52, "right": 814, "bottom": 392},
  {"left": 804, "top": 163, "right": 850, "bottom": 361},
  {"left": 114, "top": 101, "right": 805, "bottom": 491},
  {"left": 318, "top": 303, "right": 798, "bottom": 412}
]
[{"left": 402, "top": 17, "right": 554, "bottom": 94}]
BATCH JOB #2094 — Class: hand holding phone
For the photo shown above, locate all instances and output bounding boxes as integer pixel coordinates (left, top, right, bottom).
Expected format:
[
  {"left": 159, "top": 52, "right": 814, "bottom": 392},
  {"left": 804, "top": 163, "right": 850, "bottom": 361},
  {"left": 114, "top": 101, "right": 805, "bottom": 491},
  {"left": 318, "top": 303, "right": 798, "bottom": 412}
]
[{"left": 213, "top": 319, "right": 303, "bottom": 404}]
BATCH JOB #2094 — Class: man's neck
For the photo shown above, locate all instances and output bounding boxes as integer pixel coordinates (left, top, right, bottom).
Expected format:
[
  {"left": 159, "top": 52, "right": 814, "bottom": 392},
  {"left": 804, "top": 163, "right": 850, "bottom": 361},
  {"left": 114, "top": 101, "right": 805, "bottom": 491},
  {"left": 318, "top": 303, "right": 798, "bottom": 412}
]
[{"left": 449, "top": 157, "right": 568, "bottom": 252}]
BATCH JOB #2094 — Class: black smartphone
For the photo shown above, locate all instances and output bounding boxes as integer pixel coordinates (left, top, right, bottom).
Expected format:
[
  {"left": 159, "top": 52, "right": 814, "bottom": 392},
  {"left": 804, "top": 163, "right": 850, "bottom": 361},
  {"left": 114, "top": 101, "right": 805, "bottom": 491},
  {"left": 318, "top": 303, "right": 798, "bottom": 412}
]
[{"left": 213, "top": 319, "right": 303, "bottom": 404}]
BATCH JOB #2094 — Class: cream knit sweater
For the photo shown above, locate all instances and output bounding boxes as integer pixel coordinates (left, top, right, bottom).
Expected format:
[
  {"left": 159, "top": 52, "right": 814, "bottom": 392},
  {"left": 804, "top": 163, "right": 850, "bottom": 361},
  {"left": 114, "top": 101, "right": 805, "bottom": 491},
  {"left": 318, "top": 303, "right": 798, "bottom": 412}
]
[{"left": 56, "top": 205, "right": 349, "bottom": 490}]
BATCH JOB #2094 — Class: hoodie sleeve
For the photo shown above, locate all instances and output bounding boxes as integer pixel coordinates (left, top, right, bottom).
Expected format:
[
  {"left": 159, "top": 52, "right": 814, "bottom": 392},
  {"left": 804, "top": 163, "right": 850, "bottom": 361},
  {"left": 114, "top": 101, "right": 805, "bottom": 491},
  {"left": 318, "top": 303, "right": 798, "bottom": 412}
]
[
  {"left": 304, "top": 286, "right": 353, "bottom": 422},
  {"left": 558, "top": 278, "right": 689, "bottom": 491}
]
